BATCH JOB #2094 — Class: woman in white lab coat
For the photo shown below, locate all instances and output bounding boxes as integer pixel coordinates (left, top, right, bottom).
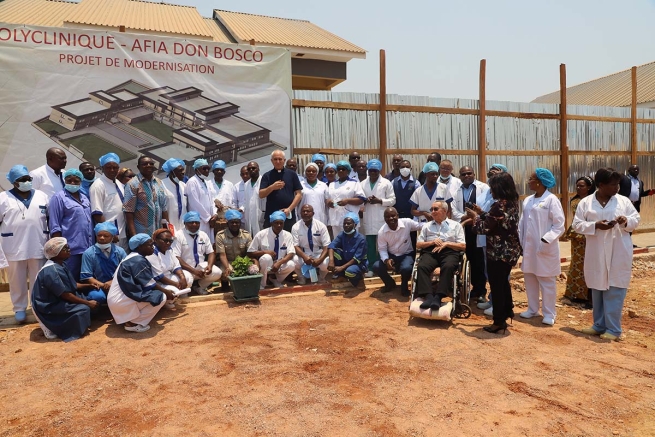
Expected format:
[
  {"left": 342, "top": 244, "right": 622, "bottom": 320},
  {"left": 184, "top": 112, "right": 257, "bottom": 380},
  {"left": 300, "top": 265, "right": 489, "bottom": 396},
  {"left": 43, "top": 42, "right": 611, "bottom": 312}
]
[
  {"left": 572, "top": 167, "right": 640, "bottom": 341},
  {"left": 160, "top": 158, "right": 187, "bottom": 235},
  {"left": 0, "top": 165, "right": 49, "bottom": 323},
  {"left": 519, "top": 168, "right": 565, "bottom": 326},
  {"left": 325, "top": 161, "right": 365, "bottom": 236},
  {"left": 298, "top": 163, "right": 329, "bottom": 226}
]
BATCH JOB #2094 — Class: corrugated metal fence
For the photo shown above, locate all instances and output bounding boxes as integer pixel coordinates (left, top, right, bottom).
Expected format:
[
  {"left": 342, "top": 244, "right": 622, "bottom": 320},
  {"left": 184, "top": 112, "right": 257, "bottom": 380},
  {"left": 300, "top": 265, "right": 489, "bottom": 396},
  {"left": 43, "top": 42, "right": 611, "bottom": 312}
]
[{"left": 292, "top": 90, "right": 655, "bottom": 229}]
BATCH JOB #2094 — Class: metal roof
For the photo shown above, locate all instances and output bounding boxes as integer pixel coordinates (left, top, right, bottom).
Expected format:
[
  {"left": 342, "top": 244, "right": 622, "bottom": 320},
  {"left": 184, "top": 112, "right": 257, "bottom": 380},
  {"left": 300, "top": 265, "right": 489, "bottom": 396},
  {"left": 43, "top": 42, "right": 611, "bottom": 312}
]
[
  {"left": 532, "top": 61, "right": 655, "bottom": 107},
  {"left": 0, "top": 0, "right": 78, "bottom": 27},
  {"left": 214, "top": 10, "right": 366, "bottom": 54},
  {"left": 63, "top": 0, "right": 213, "bottom": 38},
  {"left": 203, "top": 17, "right": 233, "bottom": 44}
]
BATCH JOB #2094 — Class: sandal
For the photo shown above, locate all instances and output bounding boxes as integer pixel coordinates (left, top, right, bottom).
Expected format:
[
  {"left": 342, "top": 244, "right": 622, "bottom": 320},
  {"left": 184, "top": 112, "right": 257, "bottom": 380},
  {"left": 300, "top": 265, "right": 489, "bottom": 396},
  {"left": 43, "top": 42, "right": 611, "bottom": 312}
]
[{"left": 124, "top": 324, "right": 151, "bottom": 333}]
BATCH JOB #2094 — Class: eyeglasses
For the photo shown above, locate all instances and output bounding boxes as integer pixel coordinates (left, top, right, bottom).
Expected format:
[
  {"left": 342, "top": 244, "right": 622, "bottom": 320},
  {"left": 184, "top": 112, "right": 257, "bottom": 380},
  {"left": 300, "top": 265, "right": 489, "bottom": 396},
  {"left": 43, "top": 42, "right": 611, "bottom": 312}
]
[
  {"left": 158, "top": 238, "right": 174, "bottom": 244},
  {"left": 350, "top": 156, "right": 360, "bottom": 160},
  {"left": 430, "top": 207, "right": 442, "bottom": 212}
]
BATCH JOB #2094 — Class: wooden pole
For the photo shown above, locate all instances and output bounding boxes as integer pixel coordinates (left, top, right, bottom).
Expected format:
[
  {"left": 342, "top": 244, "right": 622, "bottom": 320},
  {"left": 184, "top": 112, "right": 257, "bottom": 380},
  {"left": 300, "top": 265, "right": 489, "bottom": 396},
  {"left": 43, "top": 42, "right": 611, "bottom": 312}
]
[
  {"left": 379, "top": 49, "right": 387, "bottom": 172},
  {"left": 560, "top": 63, "right": 569, "bottom": 223},
  {"left": 631, "top": 66, "right": 638, "bottom": 164},
  {"left": 478, "top": 59, "right": 487, "bottom": 181}
]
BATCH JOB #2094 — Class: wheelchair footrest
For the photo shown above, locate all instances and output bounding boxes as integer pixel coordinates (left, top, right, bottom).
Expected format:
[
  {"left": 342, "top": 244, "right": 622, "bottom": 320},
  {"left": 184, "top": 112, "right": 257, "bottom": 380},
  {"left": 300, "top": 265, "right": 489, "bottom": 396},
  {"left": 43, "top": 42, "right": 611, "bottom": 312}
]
[{"left": 409, "top": 299, "right": 452, "bottom": 321}]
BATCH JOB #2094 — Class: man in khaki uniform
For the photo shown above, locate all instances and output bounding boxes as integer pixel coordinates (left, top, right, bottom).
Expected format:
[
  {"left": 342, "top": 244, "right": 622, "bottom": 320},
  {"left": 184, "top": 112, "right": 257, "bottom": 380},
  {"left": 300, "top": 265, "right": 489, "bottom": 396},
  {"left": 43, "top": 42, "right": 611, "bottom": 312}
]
[{"left": 215, "top": 209, "right": 256, "bottom": 279}]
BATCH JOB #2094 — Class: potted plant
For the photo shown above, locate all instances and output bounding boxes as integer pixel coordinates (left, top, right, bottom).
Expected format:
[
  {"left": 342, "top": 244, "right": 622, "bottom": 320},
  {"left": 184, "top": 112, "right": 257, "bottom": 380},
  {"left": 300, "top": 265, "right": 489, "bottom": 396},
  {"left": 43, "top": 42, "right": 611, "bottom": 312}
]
[{"left": 228, "top": 256, "right": 263, "bottom": 302}]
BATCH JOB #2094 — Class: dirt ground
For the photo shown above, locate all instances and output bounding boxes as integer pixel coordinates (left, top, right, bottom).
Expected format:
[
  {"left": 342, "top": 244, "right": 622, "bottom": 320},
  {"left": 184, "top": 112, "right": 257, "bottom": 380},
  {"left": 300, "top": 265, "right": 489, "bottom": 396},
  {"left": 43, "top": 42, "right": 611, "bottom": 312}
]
[{"left": 1, "top": 262, "right": 655, "bottom": 437}]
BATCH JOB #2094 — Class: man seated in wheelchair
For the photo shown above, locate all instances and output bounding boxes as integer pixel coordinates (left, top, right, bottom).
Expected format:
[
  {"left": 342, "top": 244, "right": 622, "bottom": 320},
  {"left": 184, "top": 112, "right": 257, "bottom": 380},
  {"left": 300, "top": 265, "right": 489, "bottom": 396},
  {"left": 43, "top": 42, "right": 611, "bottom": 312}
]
[{"left": 415, "top": 200, "right": 466, "bottom": 310}]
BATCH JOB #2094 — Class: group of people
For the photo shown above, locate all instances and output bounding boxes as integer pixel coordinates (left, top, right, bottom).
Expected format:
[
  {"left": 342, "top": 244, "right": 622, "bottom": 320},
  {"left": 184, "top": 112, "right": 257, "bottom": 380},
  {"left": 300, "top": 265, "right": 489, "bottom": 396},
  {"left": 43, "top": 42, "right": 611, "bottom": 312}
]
[{"left": 0, "top": 146, "right": 643, "bottom": 342}]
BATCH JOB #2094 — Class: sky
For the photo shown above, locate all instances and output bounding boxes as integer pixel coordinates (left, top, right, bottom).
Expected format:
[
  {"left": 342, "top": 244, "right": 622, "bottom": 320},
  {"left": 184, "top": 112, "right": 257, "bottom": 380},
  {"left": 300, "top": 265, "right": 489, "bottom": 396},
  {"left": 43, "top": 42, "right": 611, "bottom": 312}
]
[{"left": 173, "top": 0, "right": 655, "bottom": 103}]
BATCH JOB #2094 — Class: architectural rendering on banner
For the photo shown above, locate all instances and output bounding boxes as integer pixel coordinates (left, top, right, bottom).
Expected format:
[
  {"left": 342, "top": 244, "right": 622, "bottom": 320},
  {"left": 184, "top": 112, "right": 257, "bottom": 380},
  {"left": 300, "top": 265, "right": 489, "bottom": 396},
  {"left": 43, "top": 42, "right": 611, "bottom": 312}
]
[{"left": 32, "top": 79, "right": 280, "bottom": 173}]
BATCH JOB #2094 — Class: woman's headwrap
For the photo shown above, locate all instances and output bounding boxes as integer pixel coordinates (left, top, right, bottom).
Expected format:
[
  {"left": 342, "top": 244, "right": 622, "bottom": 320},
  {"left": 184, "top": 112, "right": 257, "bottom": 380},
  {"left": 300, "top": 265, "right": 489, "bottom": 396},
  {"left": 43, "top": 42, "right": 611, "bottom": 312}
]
[
  {"left": 225, "top": 209, "right": 243, "bottom": 221},
  {"left": 270, "top": 211, "right": 287, "bottom": 223},
  {"left": 336, "top": 160, "right": 352, "bottom": 172},
  {"left": 183, "top": 211, "right": 201, "bottom": 223},
  {"left": 324, "top": 163, "right": 337, "bottom": 171},
  {"left": 212, "top": 160, "right": 226, "bottom": 171},
  {"left": 44, "top": 237, "right": 68, "bottom": 260},
  {"left": 63, "top": 168, "right": 83, "bottom": 180},
  {"left": 305, "top": 162, "right": 319, "bottom": 173},
  {"left": 312, "top": 153, "right": 326, "bottom": 163},
  {"left": 193, "top": 158, "right": 209, "bottom": 169},
  {"left": 129, "top": 233, "right": 152, "bottom": 251},
  {"left": 422, "top": 162, "right": 439, "bottom": 174},
  {"left": 490, "top": 163, "right": 508, "bottom": 172},
  {"left": 152, "top": 228, "right": 171, "bottom": 241},
  {"left": 535, "top": 168, "right": 556, "bottom": 189},
  {"left": 344, "top": 211, "right": 360, "bottom": 226},
  {"left": 94, "top": 221, "right": 118, "bottom": 236},
  {"left": 162, "top": 158, "right": 184, "bottom": 174},
  {"left": 99, "top": 153, "right": 120, "bottom": 167},
  {"left": 367, "top": 159, "right": 382, "bottom": 171},
  {"left": 6, "top": 165, "right": 29, "bottom": 184}
]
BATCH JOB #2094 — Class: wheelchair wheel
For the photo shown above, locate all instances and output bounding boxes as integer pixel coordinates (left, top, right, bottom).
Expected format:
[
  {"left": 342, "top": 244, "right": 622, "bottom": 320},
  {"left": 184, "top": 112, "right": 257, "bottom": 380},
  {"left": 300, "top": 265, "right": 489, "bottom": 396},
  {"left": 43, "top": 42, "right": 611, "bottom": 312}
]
[
  {"left": 460, "top": 256, "right": 471, "bottom": 305},
  {"left": 453, "top": 301, "right": 471, "bottom": 319}
]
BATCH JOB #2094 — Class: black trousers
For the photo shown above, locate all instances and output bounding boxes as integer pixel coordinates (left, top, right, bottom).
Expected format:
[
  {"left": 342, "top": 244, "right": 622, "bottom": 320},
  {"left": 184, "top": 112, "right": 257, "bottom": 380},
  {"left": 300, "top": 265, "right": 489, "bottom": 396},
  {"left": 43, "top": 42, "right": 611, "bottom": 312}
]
[
  {"left": 464, "top": 226, "right": 487, "bottom": 296},
  {"left": 415, "top": 248, "right": 460, "bottom": 298},
  {"left": 486, "top": 258, "right": 514, "bottom": 325}
]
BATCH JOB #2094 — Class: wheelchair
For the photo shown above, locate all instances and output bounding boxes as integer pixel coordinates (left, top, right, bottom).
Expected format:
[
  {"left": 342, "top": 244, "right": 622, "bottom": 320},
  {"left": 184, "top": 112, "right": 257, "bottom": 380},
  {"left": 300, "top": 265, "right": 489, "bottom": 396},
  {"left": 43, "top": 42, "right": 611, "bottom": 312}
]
[{"left": 408, "top": 250, "right": 472, "bottom": 321}]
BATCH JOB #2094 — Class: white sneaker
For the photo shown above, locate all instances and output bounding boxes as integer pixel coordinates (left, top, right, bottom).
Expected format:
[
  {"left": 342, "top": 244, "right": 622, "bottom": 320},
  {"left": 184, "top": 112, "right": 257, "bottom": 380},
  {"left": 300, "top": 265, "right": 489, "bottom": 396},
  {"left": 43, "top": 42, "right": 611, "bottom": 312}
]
[
  {"left": 297, "top": 275, "right": 307, "bottom": 285},
  {"left": 520, "top": 310, "right": 539, "bottom": 319},
  {"left": 42, "top": 327, "right": 58, "bottom": 340},
  {"left": 124, "top": 324, "right": 151, "bottom": 333},
  {"left": 165, "top": 301, "right": 176, "bottom": 309},
  {"left": 542, "top": 317, "right": 555, "bottom": 326},
  {"left": 365, "top": 271, "right": 374, "bottom": 278},
  {"left": 477, "top": 301, "right": 492, "bottom": 310},
  {"left": 483, "top": 306, "right": 493, "bottom": 316},
  {"left": 271, "top": 279, "right": 285, "bottom": 288}
]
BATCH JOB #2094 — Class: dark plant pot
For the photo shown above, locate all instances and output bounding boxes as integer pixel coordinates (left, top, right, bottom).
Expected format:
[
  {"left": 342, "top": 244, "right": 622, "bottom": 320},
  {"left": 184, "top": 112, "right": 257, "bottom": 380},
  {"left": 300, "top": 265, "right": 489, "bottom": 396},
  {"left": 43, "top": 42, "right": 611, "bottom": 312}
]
[{"left": 228, "top": 274, "right": 263, "bottom": 302}]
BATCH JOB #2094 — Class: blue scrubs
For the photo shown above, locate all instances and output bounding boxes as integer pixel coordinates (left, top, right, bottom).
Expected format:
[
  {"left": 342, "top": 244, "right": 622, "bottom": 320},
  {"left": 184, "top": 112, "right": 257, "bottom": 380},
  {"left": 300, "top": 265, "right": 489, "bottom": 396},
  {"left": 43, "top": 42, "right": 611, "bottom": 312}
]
[{"left": 328, "top": 231, "right": 368, "bottom": 286}]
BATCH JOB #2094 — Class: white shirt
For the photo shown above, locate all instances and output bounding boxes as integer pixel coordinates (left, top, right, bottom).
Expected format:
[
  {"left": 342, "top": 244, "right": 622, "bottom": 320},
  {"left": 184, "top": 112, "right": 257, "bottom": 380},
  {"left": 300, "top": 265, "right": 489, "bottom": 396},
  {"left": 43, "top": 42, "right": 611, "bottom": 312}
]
[
  {"left": 572, "top": 194, "right": 640, "bottom": 290},
  {"left": 234, "top": 180, "right": 247, "bottom": 213},
  {"left": 29, "top": 164, "right": 63, "bottom": 200},
  {"left": 161, "top": 177, "right": 187, "bottom": 234},
  {"left": 0, "top": 189, "right": 49, "bottom": 261},
  {"left": 361, "top": 177, "right": 396, "bottom": 235},
  {"left": 298, "top": 179, "right": 329, "bottom": 226},
  {"left": 418, "top": 218, "right": 465, "bottom": 245},
  {"left": 326, "top": 179, "right": 365, "bottom": 228},
  {"left": 451, "top": 180, "right": 490, "bottom": 222},
  {"left": 519, "top": 191, "right": 565, "bottom": 277},
  {"left": 89, "top": 174, "right": 126, "bottom": 239},
  {"left": 147, "top": 248, "right": 182, "bottom": 278},
  {"left": 291, "top": 218, "right": 330, "bottom": 258},
  {"left": 248, "top": 228, "right": 296, "bottom": 259},
  {"left": 172, "top": 230, "right": 213, "bottom": 268},
  {"left": 377, "top": 218, "right": 423, "bottom": 261},
  {"left": 409, "top": 183, "right": 449, "bottom": 222},
  {"left": 629, "top": 176, "right": 640, "bottom": 202},
  {"left": 185, "top": 175, "right": 216, "bottom": 242},
  {"left": 212, "top": 179, "right": 235, "bottom": 210},
  {"left": 244, "top": 176, "right": 265, "bottom": 235}
]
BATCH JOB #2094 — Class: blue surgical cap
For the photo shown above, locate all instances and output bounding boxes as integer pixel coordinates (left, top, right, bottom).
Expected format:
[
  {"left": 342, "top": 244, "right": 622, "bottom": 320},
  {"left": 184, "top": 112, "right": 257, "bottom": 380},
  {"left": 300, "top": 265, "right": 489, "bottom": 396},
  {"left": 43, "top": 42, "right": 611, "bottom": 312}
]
[
  {"left": 99, "top": 153, "right": 120, "bottom": 167},
  {"left": 367, "top": 159, "right": 382, "bottom": 171},
  {"left": 193, "top": 159, "right": 209, "bottom": 169},
  {"left": 535, "top": 168, "right": 556, "bottom": 189},
  {"left": 312, "top": 153, "right": 326, "bottom": 163},
  {"left": 344, "top": 212, "right": 360, "bottom": 226},
  {"left": 423, "top": 162, "right": 439, "bottom": 174},
  {"left": 490, "top": 163, "right": 508, "bottom": 172},
  {"left": 225, "top": 209, "right": 243, "bottom": 221},
  {"left": 270, "top": 211, "right": 287, "bottom": 223},
  {"left": 63, "top": 168, "right": 83, "bottom": 180},
  {"left": 183, "top": 211, "right": 201, "bottom": 223},
  {"left": 162, "top": 158, "right": 184, "bottom": 174},
  {"left": 129, "top": 233, "right": 151, "bottom": 251},
  {"left": 212, "top": 160, "right": 226, "bottom": 171},
  {"left": 325, "top": 163, "right": 337, "bottom": 171},
  {"left": 94, "top": 221, "right": 118, "bottom": 236},
  {"left": 336, "top": 160, "right": 352, "bottom": 172},
  {"left": 6, "top": 165, "right": 29, "bottom": 184}
]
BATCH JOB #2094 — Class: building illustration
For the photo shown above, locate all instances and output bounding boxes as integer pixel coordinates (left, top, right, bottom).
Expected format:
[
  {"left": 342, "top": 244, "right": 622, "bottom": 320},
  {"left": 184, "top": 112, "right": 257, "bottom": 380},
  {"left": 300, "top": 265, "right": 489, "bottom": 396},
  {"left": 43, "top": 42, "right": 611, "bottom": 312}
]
[{"left": 34, "top": 80, "right": 279, "bottom": 171}]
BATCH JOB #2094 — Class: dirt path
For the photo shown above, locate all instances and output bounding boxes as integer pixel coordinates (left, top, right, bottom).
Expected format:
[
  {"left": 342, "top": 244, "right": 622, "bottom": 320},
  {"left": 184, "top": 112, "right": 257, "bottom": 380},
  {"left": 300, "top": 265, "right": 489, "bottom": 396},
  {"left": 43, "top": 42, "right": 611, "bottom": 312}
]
[{"left": 1, "top": 268, "right": 654, "bottom": 437}]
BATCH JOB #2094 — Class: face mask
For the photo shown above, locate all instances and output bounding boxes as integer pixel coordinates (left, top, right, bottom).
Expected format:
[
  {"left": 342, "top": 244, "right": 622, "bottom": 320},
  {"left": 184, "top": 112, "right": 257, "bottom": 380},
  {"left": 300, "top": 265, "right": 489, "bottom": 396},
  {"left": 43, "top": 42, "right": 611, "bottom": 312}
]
[
  {"left": 185, "top": 228, "right": 198, "bottom": 236},
  {"left": 199, "top": 174, "right": 210, "bottom": 181},
  {"left": 65, "top": 184, "right": 81, "bottom": 193},
  {"left": 172, "top": 176, "right": 180, "bottom": 184},
  {"left": 95, "top": 242, "right": 111, "bottom": 250},
  {"left": 344, "top": 228, "right": 356, "bottom": 235},
  {"left": 17, "top": 181, "right": 33, "bottom": 192},
  {"left": 399, "top": 168, "right": 411, "bottom": 177},
  {"left": 439, "top": 174, "right": 452, "bottom": 183}
]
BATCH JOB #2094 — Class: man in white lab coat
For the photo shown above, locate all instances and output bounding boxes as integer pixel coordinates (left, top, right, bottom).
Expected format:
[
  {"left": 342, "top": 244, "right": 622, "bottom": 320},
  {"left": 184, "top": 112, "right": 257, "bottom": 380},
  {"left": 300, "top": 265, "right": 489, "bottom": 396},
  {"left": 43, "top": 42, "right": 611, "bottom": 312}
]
[
  {"left": 243, "top": 161, "right": 264, "bottom": 236},
  {"left": 185, "top": 159, "right": 218, "bottom": 243},
  {"left": 89, "top": 153, "right": 128, "bottom": 250},
  {"left": 30, "top": 147, "right": 67, "bottom": 200}
]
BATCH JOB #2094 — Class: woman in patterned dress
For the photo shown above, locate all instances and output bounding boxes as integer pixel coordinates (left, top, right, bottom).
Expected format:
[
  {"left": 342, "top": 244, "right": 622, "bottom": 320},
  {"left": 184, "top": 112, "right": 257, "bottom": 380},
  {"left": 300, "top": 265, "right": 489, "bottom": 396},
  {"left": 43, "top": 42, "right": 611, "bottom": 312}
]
[{"left": 563, "top": 176, "right": 595, "bottom": 305}]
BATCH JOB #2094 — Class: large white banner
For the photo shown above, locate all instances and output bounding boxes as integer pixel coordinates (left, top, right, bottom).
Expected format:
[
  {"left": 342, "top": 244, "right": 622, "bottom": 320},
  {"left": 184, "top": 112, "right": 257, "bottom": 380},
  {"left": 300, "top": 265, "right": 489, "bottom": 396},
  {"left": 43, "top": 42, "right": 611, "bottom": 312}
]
[{"left": 0, "top": 24, "right": 292, "bottom": 189}]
